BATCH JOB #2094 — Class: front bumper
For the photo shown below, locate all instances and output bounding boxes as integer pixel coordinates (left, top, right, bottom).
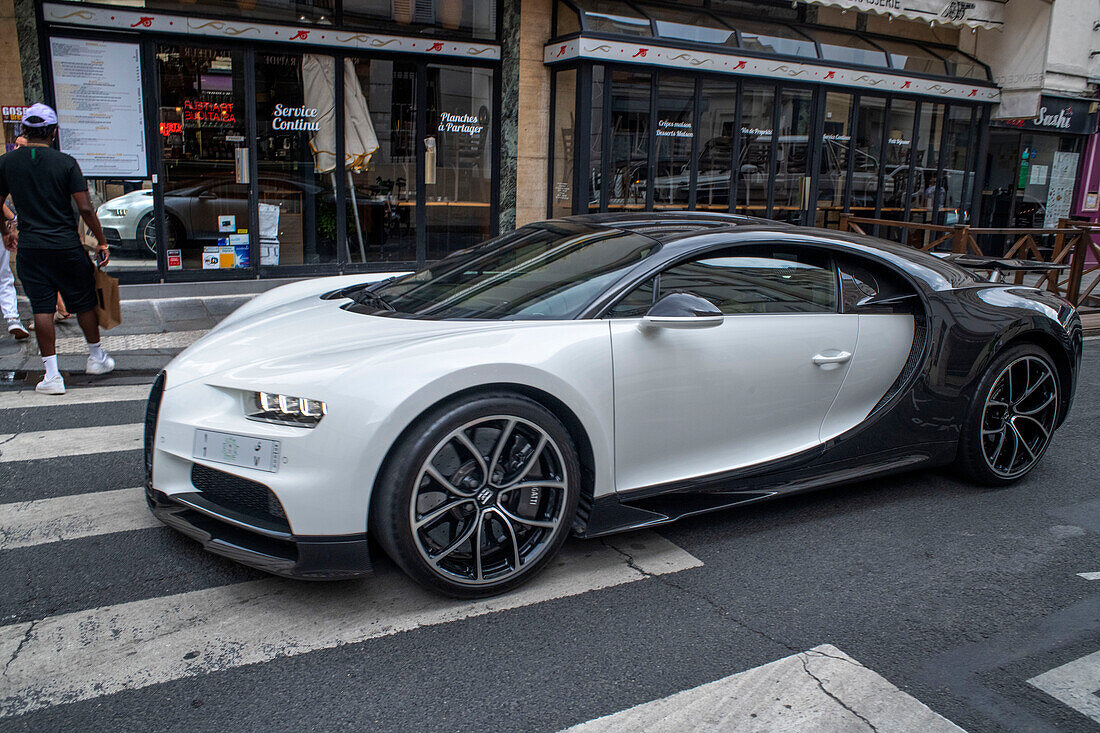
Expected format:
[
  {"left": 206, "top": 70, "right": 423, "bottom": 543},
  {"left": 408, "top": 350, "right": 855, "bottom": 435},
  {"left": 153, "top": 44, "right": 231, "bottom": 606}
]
[{"left": 146, "top": 485, "right": 372, "bottom": 580}]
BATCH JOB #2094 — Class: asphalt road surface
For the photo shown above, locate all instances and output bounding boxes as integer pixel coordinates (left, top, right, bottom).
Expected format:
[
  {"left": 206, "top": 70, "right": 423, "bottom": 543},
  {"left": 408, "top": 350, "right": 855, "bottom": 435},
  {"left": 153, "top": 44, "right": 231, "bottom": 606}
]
[{"left": 0, "top": 341, "right": 1097, "bottom": 731}]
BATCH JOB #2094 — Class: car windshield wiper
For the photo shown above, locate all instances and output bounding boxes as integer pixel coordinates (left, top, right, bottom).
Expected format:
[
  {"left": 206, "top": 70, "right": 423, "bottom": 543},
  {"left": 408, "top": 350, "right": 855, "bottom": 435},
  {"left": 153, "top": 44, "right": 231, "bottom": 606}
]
[{"left": 352, "top": 290, "right": 396, "bottom": 311}]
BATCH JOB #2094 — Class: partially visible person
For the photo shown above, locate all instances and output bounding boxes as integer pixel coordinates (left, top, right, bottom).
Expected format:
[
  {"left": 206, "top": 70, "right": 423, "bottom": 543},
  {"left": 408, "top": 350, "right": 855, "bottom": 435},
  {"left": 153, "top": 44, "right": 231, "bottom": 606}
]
[
  {"left": 0, "top": 103, "right": 114, "bottom": 395},
  {"left": 0, "top": 199, "right": 27, "bottom": 339}
]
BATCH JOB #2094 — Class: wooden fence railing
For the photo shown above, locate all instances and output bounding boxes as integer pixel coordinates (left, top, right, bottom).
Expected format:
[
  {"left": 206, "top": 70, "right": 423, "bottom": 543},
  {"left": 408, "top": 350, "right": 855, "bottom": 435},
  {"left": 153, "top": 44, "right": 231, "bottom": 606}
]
[{"left": 836, "top": 215, "right": 1100, "bottom": 308}]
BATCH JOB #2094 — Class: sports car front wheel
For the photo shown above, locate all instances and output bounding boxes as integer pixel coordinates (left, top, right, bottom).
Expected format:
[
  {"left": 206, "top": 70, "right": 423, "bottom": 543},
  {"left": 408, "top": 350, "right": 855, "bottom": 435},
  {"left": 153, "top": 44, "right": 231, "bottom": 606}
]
[
  {"left": 956, "top": 344, "right": 1061, "bottom": 485},
  {"left": 372, "top": 394, "right": 581, "bottom": 598}
]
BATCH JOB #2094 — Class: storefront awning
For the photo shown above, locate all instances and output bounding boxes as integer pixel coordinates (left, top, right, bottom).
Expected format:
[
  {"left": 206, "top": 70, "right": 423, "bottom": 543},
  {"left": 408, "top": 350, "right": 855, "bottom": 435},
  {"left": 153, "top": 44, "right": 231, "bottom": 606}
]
[
  {"left": 548, "top": 1, "right": 998, "bottom": 103},
  {"left": 798, "top": 0, "right": 1006, "bottom": 31}
]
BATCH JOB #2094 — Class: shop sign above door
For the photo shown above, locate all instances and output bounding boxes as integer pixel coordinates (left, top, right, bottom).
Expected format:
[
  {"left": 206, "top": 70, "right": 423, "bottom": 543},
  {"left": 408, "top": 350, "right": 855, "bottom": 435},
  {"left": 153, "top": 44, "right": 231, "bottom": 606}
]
[
  {"left": 799, "top": 0, "right": 1005, "bottom": 29},
  {"left": 42, "top": 2, "right": 500, "bottom": 60},
  {"left": 546, "top": 39, "right": 1000, "bottom": 103},
  {"left": 992, "top": 96, "right": 1099, "bottom": 135}
]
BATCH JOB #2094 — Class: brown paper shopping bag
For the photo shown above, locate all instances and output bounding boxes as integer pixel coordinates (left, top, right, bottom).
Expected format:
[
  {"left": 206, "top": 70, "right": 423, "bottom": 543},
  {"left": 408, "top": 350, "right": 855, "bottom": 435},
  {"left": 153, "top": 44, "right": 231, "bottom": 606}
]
[{"left": 94, "top": 267, "right": 122, "bottom": 330}]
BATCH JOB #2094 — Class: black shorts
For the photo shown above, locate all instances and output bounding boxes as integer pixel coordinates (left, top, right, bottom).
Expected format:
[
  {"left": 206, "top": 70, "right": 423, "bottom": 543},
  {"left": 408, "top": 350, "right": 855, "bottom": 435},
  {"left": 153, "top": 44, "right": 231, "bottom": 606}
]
[{"left": 16, "top": 246, "right": 98, "bottom": 315}]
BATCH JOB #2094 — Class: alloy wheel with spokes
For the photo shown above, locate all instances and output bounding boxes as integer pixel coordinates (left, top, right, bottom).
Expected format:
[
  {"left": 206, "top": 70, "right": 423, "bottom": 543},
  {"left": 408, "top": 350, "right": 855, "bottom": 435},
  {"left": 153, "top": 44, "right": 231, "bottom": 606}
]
[
  {"left": 979, "top": 355, "right": 1059, "bottom": 479},
  {"left": 410, "top": 415, "right": 569, "bottom": 586},
  {"left": 373, "top": 395, "right": 580, "bottom": 597}
]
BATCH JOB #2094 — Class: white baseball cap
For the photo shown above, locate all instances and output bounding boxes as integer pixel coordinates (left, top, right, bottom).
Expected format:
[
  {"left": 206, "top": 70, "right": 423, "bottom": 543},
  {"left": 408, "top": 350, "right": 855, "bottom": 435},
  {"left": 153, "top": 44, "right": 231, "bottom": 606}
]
[{"left": 22, "top": 103, "right": 58, "bottom": 127}]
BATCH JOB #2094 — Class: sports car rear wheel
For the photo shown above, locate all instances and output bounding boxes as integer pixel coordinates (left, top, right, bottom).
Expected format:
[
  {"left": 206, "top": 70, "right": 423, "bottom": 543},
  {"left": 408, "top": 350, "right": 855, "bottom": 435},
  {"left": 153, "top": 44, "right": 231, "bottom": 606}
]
[
  {"left": 957, "top": 345, "right": 1060, "bottom": 485},
  {"left": 372, "top": 394, "right": 580, "bottom": 598}
]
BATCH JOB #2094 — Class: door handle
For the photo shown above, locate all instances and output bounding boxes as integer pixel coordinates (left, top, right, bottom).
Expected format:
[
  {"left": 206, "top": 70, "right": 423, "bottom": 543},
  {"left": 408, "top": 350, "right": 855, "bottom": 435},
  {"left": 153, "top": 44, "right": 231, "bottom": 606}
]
[{"left": 812, "top": 351, "right": 852, "bottom": 366}]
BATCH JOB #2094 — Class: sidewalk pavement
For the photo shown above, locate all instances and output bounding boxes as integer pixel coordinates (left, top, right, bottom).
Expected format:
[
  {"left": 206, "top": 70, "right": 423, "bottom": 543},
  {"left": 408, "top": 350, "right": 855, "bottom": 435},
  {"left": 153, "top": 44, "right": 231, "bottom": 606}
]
[{"left": 0, "top": 277, "right": 306, "bottom": 376}]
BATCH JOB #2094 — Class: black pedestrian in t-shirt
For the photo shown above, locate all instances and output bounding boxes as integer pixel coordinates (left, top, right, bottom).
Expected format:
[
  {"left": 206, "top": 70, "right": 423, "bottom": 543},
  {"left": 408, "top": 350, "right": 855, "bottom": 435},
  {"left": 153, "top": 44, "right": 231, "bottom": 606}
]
[
  {"left": 0, "top": 144, "right": 87, "bottom": 251},
  {"left": 0, "top": 103, "right": 115, "bottom": 395}
]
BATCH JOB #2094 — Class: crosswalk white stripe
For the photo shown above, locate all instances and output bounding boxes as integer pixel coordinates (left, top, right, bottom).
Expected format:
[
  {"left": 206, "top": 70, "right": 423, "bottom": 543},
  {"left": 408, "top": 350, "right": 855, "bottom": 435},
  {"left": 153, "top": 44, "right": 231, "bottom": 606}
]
[
  {"left": 1028, "top": 649, "right": 1100, "bottom": 723},
  {"left": 0, "top": 531, "right": 701, "bottom": 718},
  {"left": 0, "top": 384, "right": 151, "bottom": 409},
  {"left": 563, "top": 644, "right": 965, "bottom": 732},
  {"left": 0, "top": 423, "right": 142, "bottom": 463},
  {"left": 0, "top": 487, "right": 157, "bottom": 550}
]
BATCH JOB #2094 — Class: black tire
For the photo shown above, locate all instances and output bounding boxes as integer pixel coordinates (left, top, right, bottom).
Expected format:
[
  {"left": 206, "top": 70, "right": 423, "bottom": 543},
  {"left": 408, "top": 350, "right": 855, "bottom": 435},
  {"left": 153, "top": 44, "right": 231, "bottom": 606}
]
[
  {"left": 137, "top": 213, "right": 181, "bottom": 256},
  {"left": 371, "top": 393, "right": 581, "bottom": 598},
  {"left": 955, "top": 344, "right": 1061, "bottom": 486}
]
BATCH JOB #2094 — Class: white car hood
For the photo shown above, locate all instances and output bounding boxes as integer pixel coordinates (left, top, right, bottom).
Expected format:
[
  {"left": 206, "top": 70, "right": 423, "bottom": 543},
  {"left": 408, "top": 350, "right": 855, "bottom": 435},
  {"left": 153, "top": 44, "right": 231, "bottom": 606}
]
[
  {"left": 100, "top": 189, "right": 152, "bottom": 209},
  {"left": 165, "top": 290, "right": 517, "bottom": 389}
]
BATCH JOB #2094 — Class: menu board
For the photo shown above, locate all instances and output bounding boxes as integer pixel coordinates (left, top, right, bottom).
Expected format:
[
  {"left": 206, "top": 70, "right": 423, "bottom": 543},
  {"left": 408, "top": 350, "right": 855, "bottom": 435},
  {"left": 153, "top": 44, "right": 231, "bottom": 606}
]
[
  {"left": 1044, "top": 151, "right": 1079, "bottom": 228},
  {"left": 49, "top": 38, "right": 147, "bottom": 178}
]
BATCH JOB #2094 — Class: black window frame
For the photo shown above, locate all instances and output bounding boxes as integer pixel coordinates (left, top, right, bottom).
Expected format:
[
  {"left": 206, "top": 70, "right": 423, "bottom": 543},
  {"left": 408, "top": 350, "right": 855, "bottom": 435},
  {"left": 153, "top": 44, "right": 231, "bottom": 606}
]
[
  {"left": 598, "top": 240, "right": 842, "bottom": 318},
  {"left": 40, "top": 22, "right": 502, "bottom": 285}
]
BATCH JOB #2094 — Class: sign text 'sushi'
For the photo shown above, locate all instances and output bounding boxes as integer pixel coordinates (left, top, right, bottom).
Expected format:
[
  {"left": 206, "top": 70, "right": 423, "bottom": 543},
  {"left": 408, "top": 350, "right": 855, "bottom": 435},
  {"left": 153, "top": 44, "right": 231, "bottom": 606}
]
[
  {"left": 1034, "top": 106, "right": 1073, "bottom": 130},
  {"left": 440, "top": 113, "right": 483, "bottom": 135},
  {"left": 657, "top": 120, "right": 693, "bottom": 138}
]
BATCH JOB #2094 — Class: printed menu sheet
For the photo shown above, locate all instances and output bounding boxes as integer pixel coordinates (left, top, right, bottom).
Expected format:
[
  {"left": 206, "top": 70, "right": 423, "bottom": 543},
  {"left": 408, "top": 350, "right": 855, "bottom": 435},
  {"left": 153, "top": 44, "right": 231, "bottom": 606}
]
[{"left": 49, "top": 38, "right": 147, "bottom": 177}]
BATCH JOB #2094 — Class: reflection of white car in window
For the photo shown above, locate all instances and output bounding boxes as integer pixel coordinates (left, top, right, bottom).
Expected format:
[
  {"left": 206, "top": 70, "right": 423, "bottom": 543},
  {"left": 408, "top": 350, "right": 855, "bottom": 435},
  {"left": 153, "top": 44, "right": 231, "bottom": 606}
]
[
  {"left": 97, "top": 189, "right": 157, "bottom": 256},
  {"left": 98, "top": 177, "right": 337, "bottom": 258}
]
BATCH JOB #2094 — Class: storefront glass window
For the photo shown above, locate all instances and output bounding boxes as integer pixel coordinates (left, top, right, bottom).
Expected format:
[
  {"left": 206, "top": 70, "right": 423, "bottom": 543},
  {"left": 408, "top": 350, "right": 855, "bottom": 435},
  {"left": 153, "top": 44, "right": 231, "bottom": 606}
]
[
  {"left": 772, "top": 87, "right": 813, "bottom": 224},
  {"left": 695, "top": 79, "right": 738, "bottom": 211},
  {"left": 808, "top": 30, "right": 888, "bottom": 67},
  {"left": 942, "top": 105, "right": 975, "bottom": 224},
  {"left": 1018, "top": 134, "right": 1081, "bottom": 228},
  {"left": 852, "top": 96, "right": 885, "bottom": 216},
  {"left": 736, "top": 82, "right": 774, "bottom": 217},
  {"left": 607, "top": 70, "right": 652, "bottom": 211},
  {"left": 731, "top": 20, "right": 816, "bottom": 58},
  {"left": 581, "top": 0, "right": 653, "bottom": 35},
  {"left": 349, "top": 59, "right": 418, "bottom": 264},
  {"left": 654, "top": 74, "right": 694, "bottom": 209},
  {"left": 939, "top": 50, "right": 989, "bottom": 81},
  {"left": 874, "top": 39, "right": 947, "bottom": 76},
  {"left": 254, "top": 52, "right": 338, "bottom": 268},
  {"left": 882, "top": 98, "right": 916, "bottom": 222},
  {"left": 551, "top": 69, "right": 577, "bottom": 219},
  {"left": 589, "top": 67, "right": 605, "bottom": 212},
  {"left": 638, "top": 6, "right": 737, "bottom": 46},
  {"left": 157, "top": 45, "right": 251, "bottom": 274},
  {"left": 424, "top": 64, "right": 494, "bottom": 261},
  {"left": 815, "top": 92, "right": 853, "bottom": 228},
  {"left": 90, "top": 178, "right": 159, "bottom": 273},
  {"left": 910, "top": 102, "right": 945, "bottom": 223},
  {"left": 555, "top": 0, "right": 582, "bottom": 35},
  {"left": 343, "top": 0, "right": 498, "bottom": 40}
]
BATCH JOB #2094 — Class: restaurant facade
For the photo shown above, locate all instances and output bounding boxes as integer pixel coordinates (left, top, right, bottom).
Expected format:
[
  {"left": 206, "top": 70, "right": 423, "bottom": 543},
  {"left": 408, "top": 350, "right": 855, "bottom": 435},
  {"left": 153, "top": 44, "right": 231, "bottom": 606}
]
[{"left": 5, "top": 0, "right": 1092, "bottom": 284}]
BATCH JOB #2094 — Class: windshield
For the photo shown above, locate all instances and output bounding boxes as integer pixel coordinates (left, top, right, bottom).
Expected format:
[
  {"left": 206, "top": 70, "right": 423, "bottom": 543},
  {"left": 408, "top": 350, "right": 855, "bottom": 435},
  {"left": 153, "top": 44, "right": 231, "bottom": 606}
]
[{"left": 347, "top": 223, "right": 660, "bottom": 320}]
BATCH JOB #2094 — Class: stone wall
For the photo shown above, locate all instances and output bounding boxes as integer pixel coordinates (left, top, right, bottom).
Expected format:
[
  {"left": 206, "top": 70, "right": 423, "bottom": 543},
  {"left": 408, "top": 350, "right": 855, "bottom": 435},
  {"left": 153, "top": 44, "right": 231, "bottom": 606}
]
[
  {"left": 515, "top": 0, "right": 551, "bottom": 227},
  {"left": 1, "top": 0, "right": 27, "bottom": 110}
]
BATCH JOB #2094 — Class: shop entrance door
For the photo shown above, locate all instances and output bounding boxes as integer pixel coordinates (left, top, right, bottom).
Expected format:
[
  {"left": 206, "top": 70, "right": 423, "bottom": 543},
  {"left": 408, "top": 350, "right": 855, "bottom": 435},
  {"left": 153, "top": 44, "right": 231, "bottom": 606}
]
[
  {"left": 156, "top": 45, "right": 255, "bottom": 276},
  {"left": 770, "top": 87, "right": 815, "bottom": 225}
]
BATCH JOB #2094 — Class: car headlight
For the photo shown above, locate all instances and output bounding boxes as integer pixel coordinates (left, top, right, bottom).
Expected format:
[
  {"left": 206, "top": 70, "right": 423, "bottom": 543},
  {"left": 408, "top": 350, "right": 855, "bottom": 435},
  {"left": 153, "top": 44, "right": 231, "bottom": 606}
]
[
  {"left": 106, "top": 208, "right": 128, "bottom": 217},
  {"left": 247, "top": 391, "right": 327, "bottom": 427}
]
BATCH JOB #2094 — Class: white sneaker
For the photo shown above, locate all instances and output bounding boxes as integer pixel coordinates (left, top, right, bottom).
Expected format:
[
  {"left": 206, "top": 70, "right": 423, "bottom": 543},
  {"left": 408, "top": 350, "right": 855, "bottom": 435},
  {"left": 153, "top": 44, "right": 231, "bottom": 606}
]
[
  {"left": 35, "top": 374, "right": 65, "bottom": 395},
  {"left": 86, "top": 353, "right": 115, "bottom": 375},
  {"left": 5, "top": 318, "right": 27, "bottom": 340}
]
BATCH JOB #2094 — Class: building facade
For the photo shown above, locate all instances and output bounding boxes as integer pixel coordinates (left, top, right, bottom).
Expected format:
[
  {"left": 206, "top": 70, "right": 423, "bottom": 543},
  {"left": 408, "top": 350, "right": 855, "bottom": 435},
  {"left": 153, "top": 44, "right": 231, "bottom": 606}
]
[{"left": 2, "top": 0, "right": 1097, "bottom": 283}]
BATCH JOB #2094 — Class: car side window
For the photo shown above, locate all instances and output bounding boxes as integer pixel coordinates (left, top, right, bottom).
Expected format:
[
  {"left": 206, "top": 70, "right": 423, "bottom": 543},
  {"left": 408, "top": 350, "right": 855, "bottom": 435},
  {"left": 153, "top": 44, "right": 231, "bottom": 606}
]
[
  {"left": 837, "top": 255, "right": 918, "bottom": 314},
  {"left": 604, "top": 277, "right": 656, "bottom": 318},
  {"left": 658, "top": 246, "right": 838, "bottom": 314}
]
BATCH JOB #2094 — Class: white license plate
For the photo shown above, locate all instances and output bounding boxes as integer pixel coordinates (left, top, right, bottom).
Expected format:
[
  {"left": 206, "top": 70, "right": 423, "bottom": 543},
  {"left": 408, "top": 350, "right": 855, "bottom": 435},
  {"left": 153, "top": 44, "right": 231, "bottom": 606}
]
[{"left": 192, "top": 429, "right": 280, "bottom": 473}]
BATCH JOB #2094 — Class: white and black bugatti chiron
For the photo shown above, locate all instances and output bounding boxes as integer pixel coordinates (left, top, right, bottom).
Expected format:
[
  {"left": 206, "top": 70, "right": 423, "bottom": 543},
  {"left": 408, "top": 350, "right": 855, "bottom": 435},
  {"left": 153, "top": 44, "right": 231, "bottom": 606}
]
[{"left": 145, "top": 213, "right": 1082, "bottom": 596}]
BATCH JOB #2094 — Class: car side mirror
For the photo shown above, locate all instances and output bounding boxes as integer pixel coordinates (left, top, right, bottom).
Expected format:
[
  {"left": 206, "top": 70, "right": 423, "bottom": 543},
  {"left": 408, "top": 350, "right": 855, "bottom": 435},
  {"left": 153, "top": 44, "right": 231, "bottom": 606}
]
[{"left": 643, "top": 292, "right": 724, "bottom": 329}]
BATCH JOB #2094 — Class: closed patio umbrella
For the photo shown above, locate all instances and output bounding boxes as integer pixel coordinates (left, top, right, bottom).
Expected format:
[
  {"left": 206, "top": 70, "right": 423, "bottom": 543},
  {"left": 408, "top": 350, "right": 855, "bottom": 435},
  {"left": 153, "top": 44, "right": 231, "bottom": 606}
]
[{"left": 303, "top": 54, "right": 380, "bottom": 261}]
